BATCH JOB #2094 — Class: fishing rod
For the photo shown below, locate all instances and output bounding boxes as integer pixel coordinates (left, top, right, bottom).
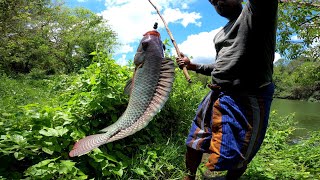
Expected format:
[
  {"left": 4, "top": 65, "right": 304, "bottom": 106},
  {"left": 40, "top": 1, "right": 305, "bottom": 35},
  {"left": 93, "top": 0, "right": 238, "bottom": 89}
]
[{"left": 148, "top": 0, "right": 192, "bottom": 83}]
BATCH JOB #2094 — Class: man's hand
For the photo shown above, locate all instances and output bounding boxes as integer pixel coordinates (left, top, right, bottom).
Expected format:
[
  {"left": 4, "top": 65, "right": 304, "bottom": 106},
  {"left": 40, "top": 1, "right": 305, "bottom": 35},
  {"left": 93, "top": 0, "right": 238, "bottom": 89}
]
[{"left": 176, "top": 52, "right": 197, "bottom": 71}]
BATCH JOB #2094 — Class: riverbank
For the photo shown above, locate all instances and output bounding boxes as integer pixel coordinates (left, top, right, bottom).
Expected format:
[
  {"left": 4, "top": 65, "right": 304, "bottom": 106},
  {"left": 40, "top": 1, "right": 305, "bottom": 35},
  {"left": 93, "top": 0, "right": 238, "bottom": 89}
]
[
  {"left": 271, "top": 98, "right": 320, "bottom": 140},
  {"left": 274, "top": 81, "right": 320, "bottom": 103},
  {"left": 274, "top": 92, "right": 320, "bottom": 103}
]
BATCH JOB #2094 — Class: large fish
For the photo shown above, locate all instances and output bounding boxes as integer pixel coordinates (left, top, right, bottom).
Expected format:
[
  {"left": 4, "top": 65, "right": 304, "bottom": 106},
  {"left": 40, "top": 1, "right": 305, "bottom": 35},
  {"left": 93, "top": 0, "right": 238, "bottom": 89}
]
[{"left": 69, "top": 30, "right": 175, "bottom": 157}]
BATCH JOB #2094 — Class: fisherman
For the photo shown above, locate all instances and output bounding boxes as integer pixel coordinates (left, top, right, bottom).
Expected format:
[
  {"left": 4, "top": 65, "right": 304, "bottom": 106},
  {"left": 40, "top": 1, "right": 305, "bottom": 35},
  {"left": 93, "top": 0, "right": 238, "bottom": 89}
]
[{"left": 176, "top": 0, "right": 278, "bottom": 179}]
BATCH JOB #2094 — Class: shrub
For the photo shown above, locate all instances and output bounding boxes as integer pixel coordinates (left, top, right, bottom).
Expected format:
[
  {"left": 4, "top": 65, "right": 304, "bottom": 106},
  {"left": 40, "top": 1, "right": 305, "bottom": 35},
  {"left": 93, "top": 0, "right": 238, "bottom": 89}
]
[
  {"left": 245, "top": 111, "right": 320, "bottom": 179},
  {"left": 1, "top": 52, "right": 319, "bottom": 179}
]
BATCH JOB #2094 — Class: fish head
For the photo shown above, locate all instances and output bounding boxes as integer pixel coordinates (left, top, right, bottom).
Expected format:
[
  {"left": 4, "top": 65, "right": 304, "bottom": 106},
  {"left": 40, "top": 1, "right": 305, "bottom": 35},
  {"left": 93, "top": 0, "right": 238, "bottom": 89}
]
[{"left": 134, "top": 30, "right": 165, "bottom": 66}]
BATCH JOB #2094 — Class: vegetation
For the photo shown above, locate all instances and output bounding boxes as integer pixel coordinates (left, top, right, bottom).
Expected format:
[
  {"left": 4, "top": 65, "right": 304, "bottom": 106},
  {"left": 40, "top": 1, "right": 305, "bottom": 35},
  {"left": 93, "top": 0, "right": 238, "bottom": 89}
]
[
  {"left": 0, "top": 0, "right": 319, "bottom": 179},
  {"left": 273, "top": 56, "right": 320, "bottom": 101},
  {"left": 274, "top": 0, "right": 320, "bottom": 101},
  {"left": 273, "top": 1, "right": 320, "bottom": 102},
  {"left": 278, "top": 1, "right": 319, "bottom": 61},
  {"left": 0, "top": 0, "right": 116, "bottom": 75},
  {"left": 245, "top": 112, "right": 320, "bottom": 180},
  {"left": 1, "top": 63, "right": 319, "bottom": 179}
]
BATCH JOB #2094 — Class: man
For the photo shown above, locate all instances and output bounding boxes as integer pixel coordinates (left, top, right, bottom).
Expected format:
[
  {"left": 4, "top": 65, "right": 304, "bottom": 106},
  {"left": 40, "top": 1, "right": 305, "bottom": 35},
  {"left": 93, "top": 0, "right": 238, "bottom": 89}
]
[{"left": 176, "top": 0, "right": 278, "bottom": 179}]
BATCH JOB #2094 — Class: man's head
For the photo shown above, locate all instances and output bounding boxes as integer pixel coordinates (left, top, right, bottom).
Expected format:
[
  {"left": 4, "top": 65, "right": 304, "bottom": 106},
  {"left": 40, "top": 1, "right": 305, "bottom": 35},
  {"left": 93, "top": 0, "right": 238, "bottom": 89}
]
[{"left": 209, "top": 0, "right": 243, "bottom": 20}]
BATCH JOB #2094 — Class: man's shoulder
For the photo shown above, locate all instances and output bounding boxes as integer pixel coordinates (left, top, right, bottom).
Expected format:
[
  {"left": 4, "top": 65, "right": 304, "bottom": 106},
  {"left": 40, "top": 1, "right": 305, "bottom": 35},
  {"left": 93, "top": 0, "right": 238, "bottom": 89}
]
[{"left": 246, "top": 0, "right": 278, "bottom": 14}]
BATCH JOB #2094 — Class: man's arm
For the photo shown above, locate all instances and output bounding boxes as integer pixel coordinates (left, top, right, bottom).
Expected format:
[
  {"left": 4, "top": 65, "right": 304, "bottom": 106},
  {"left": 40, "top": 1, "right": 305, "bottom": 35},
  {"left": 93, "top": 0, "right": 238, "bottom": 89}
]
[
  {"left": 176, "top": 53, "right": 214, "bottom": 76},
  {"left": 195, "top": 64, "right": 215, "bottom": 76},
  {"left": 248, "top": 0, "right": 278, "bottom": 14}
]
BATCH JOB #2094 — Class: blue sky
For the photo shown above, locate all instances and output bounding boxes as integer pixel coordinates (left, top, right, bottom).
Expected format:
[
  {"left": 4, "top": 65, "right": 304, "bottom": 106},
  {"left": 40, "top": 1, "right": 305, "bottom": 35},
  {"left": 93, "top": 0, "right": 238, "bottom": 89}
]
[{"left": 66, "top": 0, "right": 281, "bottom": 65}]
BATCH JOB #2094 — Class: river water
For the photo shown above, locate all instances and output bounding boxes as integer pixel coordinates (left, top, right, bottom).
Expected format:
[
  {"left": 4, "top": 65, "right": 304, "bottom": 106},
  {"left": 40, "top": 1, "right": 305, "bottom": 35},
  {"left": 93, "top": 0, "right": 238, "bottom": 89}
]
[{"left": 271, "top": 98, "right": 320, "bottom": 139}]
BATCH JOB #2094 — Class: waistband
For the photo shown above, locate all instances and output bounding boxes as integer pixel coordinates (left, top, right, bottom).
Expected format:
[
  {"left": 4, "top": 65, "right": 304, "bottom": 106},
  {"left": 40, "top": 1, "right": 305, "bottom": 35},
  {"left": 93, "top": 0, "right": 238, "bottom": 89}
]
[{"left": 208, "top": 82, "right": 274, "bottom": 95}]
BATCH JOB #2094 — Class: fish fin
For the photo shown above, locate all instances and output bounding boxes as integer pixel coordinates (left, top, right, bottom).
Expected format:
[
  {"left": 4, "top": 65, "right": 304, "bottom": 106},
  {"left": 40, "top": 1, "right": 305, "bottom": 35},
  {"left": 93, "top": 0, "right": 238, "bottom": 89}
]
[
  {"left": 69, "top": 133, "right": 109, "bottom": 157},
  {"left": 149, "top": 58, "right": 175, "bottom": 111},
  {"left": 159, "top": 59, "right": 174, "bottom": 84},
  {"left": 158, "top": 81, "right": 172, "bottom": 87},
  {"left": 124, "top": 78, "right": 133, "bottom": 95}
]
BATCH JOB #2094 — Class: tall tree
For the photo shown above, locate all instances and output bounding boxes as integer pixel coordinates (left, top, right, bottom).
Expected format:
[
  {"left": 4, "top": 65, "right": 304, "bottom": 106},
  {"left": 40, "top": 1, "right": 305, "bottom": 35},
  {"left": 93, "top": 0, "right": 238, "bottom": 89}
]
[
  {"left": 0, "top": 0, "right": 117, "bottom": 74},
  {"left": 0, "top": 0, "right": 51, "bottom": 73},
  {"left": 278, "top": 0, "right": 320, "bottom": 61},
  {"left": 45, "top": 6, "right": 117, "bottom": 73}
]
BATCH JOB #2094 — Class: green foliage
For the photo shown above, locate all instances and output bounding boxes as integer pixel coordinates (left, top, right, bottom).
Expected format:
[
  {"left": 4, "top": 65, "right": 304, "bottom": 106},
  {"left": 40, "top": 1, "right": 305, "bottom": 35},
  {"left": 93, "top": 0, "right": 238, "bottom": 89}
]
[
  {"left": 0, "top": 52, "right": 131, "bottom": 179},
  {"left": 0, "top": 1, "right": 319, "bottom": 179},
  {"left": 159, "top": 70, "right": 209, "bottom": 137},
  {"left": 0, "top": 49, "right": 210, "bottom": 179},
  {"left": 278, "top": 1, "right": 320, "bottom": 61},
  {"left": 275, "top": 1, "right": 320, "bottom": 101},
  {"left": 1, "top": 55, "right": 320, "bottom": 179},
  {"left": 273, "top": 56, "right": 320, "bottom": 101},
  {"left": 126, "top": 143, "right": 185, "bottom": 179},
  {"left": 24, "top": 158, "right": 88, "bottom": 180},
  {"left": 245, "top": 111, "right": 320, "bottom": 179},
  {"left": 0, "top": 1, "right": 117, "bottom": 75},
  {"left": 0, "top": 74, "right": 60, "bottom": 112}
]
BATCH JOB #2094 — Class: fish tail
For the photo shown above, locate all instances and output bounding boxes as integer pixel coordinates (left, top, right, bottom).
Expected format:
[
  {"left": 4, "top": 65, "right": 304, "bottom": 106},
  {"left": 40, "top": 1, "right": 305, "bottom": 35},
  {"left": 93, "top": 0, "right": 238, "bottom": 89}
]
[{"left": 69, "top": 133, "right": 110, "bottom": 157}]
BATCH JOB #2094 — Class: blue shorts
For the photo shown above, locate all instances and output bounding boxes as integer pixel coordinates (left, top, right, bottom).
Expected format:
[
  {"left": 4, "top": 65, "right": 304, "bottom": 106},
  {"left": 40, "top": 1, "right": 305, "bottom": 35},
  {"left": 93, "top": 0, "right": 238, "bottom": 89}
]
[{"left": 186, "top": 83, "right": 274, "bottom": 171}]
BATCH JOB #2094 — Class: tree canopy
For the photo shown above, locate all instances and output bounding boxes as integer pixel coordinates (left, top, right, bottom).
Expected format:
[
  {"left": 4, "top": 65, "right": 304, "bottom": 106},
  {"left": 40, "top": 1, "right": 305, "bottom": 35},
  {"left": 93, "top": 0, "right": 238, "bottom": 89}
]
[
  {"left": 278, "top": 0, "right": 319, "bottom": 61},
  {"left": 0, "top": 0, "right": 116, "bottom": 74}
]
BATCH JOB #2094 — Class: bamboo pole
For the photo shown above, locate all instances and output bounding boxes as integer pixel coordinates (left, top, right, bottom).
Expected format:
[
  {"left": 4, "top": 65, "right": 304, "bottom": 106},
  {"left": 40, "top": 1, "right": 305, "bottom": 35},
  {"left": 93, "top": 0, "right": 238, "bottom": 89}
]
[{"left": 148, "top": 0, "right": 192, "bottom": 83}]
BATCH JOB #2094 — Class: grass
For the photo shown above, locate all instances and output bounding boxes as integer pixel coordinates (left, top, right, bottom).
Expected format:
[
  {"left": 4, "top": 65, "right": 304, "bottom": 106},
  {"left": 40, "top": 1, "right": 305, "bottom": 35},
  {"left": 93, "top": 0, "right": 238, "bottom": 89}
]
[{"left": 0, "top": 75, "right": 54, "bottom": 111}]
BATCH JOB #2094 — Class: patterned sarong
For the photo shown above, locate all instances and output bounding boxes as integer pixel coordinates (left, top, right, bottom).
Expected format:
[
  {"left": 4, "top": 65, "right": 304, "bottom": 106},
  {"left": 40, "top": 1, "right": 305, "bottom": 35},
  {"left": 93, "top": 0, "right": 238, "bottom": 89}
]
[{"left": 186, "top": 83, "right": 274, "bottom": 171}]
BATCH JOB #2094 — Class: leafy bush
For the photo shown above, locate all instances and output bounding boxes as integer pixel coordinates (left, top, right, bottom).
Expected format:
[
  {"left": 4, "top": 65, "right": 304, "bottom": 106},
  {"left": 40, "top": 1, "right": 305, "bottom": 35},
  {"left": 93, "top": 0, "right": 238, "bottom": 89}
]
[
  {"left": 273, "top": 58, "right": 320, "bottom": 101},
  {"left": 245, "top": 111, "right": 320, "bottom": 179},
  {"left": 0, "top": 52, "right": 131, "bottom": 179},
  {"left": 1, "top": 52, "right": 319, "bottom": 179}
]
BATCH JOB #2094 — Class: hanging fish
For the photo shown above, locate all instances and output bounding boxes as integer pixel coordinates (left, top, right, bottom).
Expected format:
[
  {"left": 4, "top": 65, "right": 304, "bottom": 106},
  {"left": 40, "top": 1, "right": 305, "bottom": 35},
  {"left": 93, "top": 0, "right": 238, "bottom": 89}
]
[{"left": 69, "top": 29, "right": 175, "bottom": 157}]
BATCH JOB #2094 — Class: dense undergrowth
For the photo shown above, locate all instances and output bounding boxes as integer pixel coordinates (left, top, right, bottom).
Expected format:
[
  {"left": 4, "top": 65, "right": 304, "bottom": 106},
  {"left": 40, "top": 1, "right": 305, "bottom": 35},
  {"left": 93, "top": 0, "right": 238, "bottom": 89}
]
[{"left": 0, "top": 52, "right": 319, "bottom": 179}]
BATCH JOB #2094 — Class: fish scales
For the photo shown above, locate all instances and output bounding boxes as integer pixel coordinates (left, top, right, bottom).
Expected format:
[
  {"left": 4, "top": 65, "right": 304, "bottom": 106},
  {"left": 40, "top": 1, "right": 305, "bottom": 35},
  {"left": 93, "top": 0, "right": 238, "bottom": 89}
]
[
  {"left": 119, "top": 52, "right": 161, "bottom": 126},
  {"left": 69, "top": 30, "right": 174, "bottom": 157}
]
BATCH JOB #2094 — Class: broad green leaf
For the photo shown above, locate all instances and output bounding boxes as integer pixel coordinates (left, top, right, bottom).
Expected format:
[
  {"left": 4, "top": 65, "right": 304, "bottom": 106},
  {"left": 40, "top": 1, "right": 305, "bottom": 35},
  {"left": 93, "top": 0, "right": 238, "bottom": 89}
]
[
  {"left": 42, "top": 147, "right": 54, "bottom": 155},
  {"left": 111, "top": 168, "right": 123, "bottom": 177},
  {"left": 14, "top": 152, "right": 25, "bottom": 160},
  {"left": 105, "top": 154, "right": 118, "bottom": 163},
  {"left": 133, "top": 167, "right": 147, "bottom": 176},
  {"left": 1, "top": 113, "right": 12, "bottom": 117},
  {"left": 12, "top": 135, "right": 26, "bottom": 144},
  {"left": 59, "top": 160, "right": 76, "bottom": 174},
  {"left": 90, "top": 52, "right": 97, "bottom": 56},
  {"left": 39, "top": 126, "right": 68, "bottom": 137},
  {"left": 60, "top": 160, "right": 75, "bottom": 168},
  {"left": 31, "top": 157, "right": 59, "bottom": 168}
]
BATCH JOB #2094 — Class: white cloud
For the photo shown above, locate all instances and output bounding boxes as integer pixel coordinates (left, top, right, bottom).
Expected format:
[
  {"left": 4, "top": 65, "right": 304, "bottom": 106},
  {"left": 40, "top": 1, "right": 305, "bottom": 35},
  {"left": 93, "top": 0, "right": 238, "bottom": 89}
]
[
  {"left": 163, "top": 8, "right": 201, "bottom": 27},
  {"left": 274, "top": 52, "right": 282, "bottom": 63},
  {"left": 177, "top": 28, "right": 222, "bottom": 64},
  {"left": 100, "top": 0, "right": 201, "bottom": 43},
  {"left": 178, "top": 28, "right": 283, "bottom": 64},
  {"left": 100, "top": 0, "right": 201, "bottom": 61},
  {"left": 311, "top": 37, "right": 320, "bottom": 48},
  {"left": 290, "top": 35, "right": 304, "bottom": 43},
  {"left": 116, "top": 54, "right": 129, "bottom": 66},
  {"left": 114, "top": 43, "right": 134, "bottom": 55},
  {"left": 291, "top": 35, "right": 302, "bottom": 41},
  {"left": 181, "top": 3, "right": 189, "bottom": 9}
]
